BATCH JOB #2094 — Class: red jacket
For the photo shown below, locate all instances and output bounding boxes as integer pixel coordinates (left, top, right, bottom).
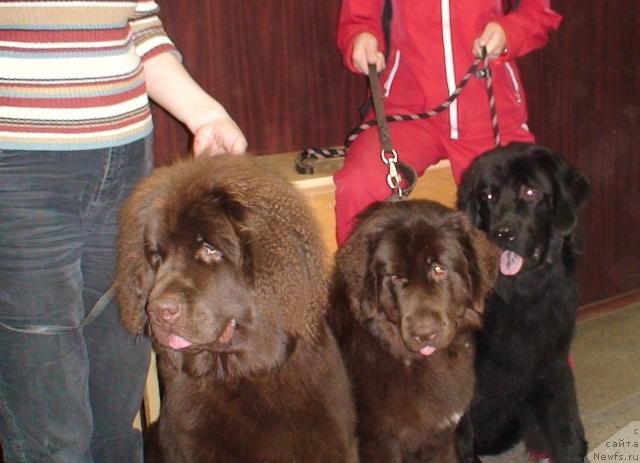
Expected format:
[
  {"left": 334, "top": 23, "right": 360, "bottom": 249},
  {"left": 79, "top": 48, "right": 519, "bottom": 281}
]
[{"left": 337, "top": 0, "right": 562, "bottom": 139}]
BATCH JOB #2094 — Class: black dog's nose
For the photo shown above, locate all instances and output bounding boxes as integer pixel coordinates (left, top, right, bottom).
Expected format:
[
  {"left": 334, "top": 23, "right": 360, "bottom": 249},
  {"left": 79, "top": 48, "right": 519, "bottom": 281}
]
[
  {"left": 148, "top": 298, "right": 182, "bottom": 323},
  {"left": 495, "top": 226, "right": 516, "bottom": 243}
]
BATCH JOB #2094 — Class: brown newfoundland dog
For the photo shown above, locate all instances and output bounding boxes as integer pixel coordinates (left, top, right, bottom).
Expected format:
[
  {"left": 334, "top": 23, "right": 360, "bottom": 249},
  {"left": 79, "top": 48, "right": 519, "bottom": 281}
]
[
  {"left": 330, "top": 200, "right": 499, "bottom": 463},
  {"left": 114, "top": 155, "right": 358, "bottom": 463}
]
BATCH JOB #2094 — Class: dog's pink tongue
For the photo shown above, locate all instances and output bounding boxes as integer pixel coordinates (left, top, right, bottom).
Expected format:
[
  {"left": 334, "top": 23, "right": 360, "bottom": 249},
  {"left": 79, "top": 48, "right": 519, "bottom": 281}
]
[
  {"left": 420, "top": 345, "right": 437, "bottom": 357},
  {"left": 168, "top": 334, "right": 192, "bottom": 350},
  {"left": 500, "top": 250, "right": 524, "bottom": 276}
]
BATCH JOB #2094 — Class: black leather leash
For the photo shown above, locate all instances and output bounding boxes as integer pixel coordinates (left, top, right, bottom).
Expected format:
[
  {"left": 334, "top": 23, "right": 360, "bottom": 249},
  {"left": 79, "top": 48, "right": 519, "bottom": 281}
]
[{"left": 367, "top": 63, "right": 417, "bottom": 200}]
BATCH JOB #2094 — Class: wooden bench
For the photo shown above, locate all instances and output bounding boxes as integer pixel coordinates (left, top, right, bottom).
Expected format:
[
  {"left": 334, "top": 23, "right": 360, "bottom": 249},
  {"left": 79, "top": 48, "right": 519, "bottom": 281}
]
[
  {"left": 139, "top": 152, "right": 457, "bottom": 427},
  {"left": 254, "top": 152, "right": 457, "bottom": 255}
]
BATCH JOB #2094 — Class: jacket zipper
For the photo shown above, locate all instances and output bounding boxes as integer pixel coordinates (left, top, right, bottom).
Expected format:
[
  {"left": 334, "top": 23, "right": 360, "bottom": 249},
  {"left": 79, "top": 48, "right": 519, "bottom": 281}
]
[
  {"left": 441, "top": 0, "right": 458, "bottom": 139},
  {"left": 504, "top": 62, "right": 522, "bottom": 103},
  {"left": 383, "top": 50, "right": 401, "bottom": 98}
]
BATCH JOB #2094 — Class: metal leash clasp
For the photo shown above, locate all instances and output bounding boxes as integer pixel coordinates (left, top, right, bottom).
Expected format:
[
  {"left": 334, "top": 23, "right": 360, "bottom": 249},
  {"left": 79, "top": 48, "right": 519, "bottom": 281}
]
[
  {"left": 476, "top": 46, "right": 491, "bottom": 78},
  {"left": 381, "top": 148, "right": 403, "bottom": 195},
  {"left": 369, "top": 63, "right": 407, "bottom": 198}
]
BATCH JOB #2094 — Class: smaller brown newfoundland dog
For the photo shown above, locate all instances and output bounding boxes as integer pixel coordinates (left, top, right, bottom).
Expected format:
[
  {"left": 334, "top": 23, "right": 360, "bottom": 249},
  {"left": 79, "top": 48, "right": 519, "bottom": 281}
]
[
  {"left": 330, "top": 200, "right": 499, "bottom": 463},
  {"left": 114, "top": 155, "right": 358, "bottom": 463},
  {"left": 458, "top": 143, "right": 590, "bottom": 462}
]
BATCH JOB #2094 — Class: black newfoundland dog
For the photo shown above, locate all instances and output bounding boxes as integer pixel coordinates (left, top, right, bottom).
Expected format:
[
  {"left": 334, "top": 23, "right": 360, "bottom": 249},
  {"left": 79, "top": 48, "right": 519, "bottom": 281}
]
[
  {"left": 114, "top": 155, "right": 358, "bottom": 463},
  {"left": 457, "top": 143, "right": 591, "bottom": 462},
  {"left": 330, "top": 200, "right": 499, "bottom": 463}
]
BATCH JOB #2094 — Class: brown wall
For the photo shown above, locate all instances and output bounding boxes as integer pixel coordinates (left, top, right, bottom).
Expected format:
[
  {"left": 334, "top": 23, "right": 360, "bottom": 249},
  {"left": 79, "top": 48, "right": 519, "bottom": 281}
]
[
  {"left": 152, "top": 0, "right": 365, "bottom": 162},
  {"left": 153, "top": 0, "right": 639, "bottom": 306},
  {"left": 517, "top": 0, "right": 640, "bottom": 304}
]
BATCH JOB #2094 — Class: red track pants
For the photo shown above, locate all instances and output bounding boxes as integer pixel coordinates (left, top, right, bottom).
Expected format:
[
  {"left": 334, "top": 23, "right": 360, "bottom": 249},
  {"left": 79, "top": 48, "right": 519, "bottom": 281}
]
[{"left": 333, "top": 118, "right": 535, "bottom": 245}]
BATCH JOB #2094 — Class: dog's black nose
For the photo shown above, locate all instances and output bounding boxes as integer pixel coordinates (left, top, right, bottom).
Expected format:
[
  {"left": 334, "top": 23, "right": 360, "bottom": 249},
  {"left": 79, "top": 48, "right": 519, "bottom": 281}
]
[{"left": 495, "top": 226, "right": 516, "bottom": 243}]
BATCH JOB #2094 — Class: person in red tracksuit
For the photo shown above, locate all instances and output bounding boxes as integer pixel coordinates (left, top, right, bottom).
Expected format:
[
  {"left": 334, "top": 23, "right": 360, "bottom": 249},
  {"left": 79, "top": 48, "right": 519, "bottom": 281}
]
[{"left": 334, "top": 0, "right": 562, "bottom": 245}]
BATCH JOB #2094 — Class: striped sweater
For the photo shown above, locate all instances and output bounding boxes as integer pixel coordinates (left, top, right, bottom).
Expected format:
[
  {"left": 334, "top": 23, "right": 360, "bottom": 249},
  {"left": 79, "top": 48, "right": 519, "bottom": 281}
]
[{"left": 0, "top": 0, "right": 179, "bottom": 151}]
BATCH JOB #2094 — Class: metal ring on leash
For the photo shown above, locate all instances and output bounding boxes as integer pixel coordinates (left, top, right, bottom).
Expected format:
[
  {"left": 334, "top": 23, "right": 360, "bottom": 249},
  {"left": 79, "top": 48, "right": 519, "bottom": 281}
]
[
  {"left": 380, "top": 148, "right": 403, "bottom": 192},
  {"left": 366, "top": 63, "right": 410, "bottom": 199}
]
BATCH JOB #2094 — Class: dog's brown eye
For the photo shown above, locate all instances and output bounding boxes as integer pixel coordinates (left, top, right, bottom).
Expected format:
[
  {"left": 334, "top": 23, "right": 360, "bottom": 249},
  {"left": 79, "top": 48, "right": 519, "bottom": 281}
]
[
  {"left": 197, "top": 242, "right": 224, "bottom": 263},
  {"left": 390, "top": 275, "right": 407, "bottom": 286},
  {"left": 144, "top": 243, "right": 163, "bottom": 267},
  {"left": 519, "top": 185, "right": 539, "bottom": 201},
  {"left": 149, "top": 252, "right": 161, "bottom": 267},
  {"left": 430, "top": 264, "right": 447, "bottom": 280},
  {"left": 204, "top": 243, "right": 223, "bottom": 258}
]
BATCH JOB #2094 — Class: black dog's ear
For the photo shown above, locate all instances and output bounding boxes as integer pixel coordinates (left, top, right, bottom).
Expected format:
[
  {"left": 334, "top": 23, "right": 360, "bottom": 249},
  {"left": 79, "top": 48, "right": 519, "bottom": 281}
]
[
  {"left": 457, "top": 169, "right": 481, "bottom": 227},
  {"left": 549, "top": 153, "right": 592, "bottom": 236}
]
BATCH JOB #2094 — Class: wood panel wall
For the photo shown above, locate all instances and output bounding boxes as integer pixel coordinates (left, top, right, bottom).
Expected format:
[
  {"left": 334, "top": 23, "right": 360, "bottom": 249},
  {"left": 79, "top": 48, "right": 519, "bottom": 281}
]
[
  {"left": 152, "top": 0, "right": 639, "bottom": 306},
  {"left": 152, "top": 0, "right": 365, "bottom": 163},
  {"left": 517, "top": 0, "right": 640, "bottom": 304}
]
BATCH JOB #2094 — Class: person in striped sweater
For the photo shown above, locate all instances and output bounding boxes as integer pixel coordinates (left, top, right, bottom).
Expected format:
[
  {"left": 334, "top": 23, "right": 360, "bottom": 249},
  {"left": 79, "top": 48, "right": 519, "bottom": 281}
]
[{"left": 0, "top": 1, "right": 247, "bottom": 462}]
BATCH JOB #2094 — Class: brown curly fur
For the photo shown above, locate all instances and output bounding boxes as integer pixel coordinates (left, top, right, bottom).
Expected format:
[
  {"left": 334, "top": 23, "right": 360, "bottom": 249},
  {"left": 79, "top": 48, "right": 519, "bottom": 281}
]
[{"left": 114, "top": 155, "right": 358, "bottom": 463}]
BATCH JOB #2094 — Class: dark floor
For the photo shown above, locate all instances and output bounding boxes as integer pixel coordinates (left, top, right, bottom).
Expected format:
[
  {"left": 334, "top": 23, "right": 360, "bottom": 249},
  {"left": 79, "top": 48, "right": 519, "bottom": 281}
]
[{"left": 482, "top": 302, "right": 640, "bottom": 462}]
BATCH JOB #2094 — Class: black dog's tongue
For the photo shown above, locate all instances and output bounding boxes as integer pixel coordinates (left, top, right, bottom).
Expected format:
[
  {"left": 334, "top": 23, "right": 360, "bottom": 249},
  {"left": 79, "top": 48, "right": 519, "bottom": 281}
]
[{"left": 500, "top": 250, "right": 524, "bottom": 276}]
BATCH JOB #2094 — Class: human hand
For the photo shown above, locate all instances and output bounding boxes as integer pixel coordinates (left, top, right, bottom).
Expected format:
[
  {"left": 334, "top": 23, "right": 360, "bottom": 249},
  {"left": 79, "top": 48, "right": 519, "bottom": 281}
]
[
  {"left": 473, "top": 22, "right": 507, "bottom": 60},
  {"left": 192, "top": 115, "right": 248, "bottom": 157},
  {"left": 141, "top": 53, "right": 247, "bottom": 156},
  {"left": 352, "top": 32, "right": 385, "bottom": 75}
]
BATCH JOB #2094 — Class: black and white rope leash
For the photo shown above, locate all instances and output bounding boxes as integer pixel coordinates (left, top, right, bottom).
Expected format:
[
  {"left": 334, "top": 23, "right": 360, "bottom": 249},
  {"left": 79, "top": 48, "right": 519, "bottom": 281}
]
[
  {"left": 478, "top": 47, "right": 501, "bottom": 146},
  {"left": 296, "top": 47, "right": 501, "bottom": 174}
]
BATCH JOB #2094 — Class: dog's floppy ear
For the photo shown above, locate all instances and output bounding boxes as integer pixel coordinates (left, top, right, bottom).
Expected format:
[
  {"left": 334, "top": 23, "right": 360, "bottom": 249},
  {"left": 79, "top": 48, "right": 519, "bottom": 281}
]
[
  {"left": 207, "top": 186, "right": 246, "bottom": 223},
  {"left": 114, "top": 183, "right": 158, "bottom": 336},
  {"left": 550, "top": 153, "right": 591, "bottom": 236},
  {"left": 336, "top": 217, "right": 384, "bottom": 321},
  {"left": 243, "top": 179, "right": 330, "bottom": 341},
  {"left": 457, "top": 168, "right": 481, "bottom": 227},
  {"left": 200, "top": 187, "right": 254, "bottom": 280},
  {"left": 468, "top": 226, "right": 500, "bottom": 310},
  {"left": 447, "top": 212, "right": 500, "bottom": 329}
]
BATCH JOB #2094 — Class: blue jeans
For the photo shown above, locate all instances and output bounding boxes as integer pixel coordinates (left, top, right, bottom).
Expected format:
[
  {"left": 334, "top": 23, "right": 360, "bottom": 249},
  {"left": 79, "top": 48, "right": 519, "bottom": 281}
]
[{"left": 0, "top": 138, "right": 153, "bottom": 462}]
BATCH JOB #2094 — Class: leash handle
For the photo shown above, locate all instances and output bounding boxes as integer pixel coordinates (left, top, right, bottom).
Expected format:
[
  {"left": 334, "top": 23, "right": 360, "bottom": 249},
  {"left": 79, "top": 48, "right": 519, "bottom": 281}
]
[
  {"left": 367, "top": 63, "right": 406, "bottom": 196},
  {"left": 367, "top": 64, "right": 394, "bottom": 153}
]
